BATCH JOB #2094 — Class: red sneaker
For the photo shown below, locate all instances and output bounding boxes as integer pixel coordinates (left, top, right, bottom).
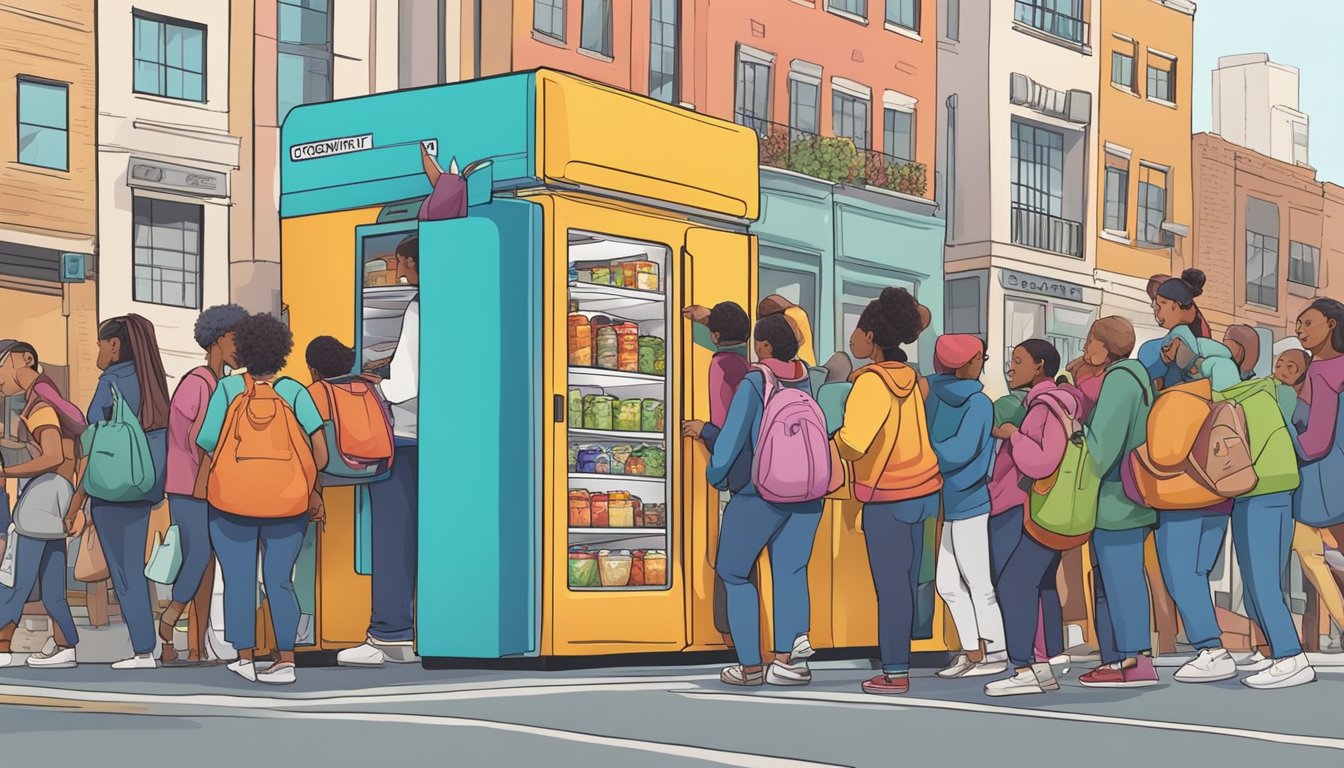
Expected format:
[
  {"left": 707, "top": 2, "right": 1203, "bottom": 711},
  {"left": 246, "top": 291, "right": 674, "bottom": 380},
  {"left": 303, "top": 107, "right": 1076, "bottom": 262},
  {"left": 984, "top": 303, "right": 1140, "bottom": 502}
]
[
  {"left": 1079, "top": 658, "right": 1160, "bottom": 689},
  {"left": 862, "top": 674, "right": 910, "bottom": 695},
  {"left": 1078, "top": 664, "right": 1125, "bottom": 688},
  {"left": 1122, "top": 655, "right": 1160, "bottom": 687}
]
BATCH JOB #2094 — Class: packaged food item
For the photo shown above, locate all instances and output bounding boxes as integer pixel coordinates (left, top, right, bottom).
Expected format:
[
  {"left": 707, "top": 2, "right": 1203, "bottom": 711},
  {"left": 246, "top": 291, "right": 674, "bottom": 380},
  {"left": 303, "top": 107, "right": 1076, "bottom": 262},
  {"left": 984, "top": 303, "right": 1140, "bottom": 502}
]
[
  {"left": 614, "top": 323, "right": 640, "bottom": 372},
  {"left": 568, "top": 444, "right": 578, "bottom": 472},
  {"left": 590, "top": 265, "right": 612, "bottom": 286},
  {"left": 638, "top": 337, "right": 665, "bottom": 376},
  {"left": 621, "top": 261, "right": 659, "bottom": 291},
  {"left": 609, "top": 445, "right": 633, "bottom": 473},
  {"left": 582, "top": 395, "right": 615, "bottom": 431},
  {"left": 568, "top": 388, "right": 583, "bottom": 425},
  {"left": 615, "top": 399, "right": 642, "bottom": 432},
  {"left": 598, "top": 550, "right": 633, "bottom": 587},
  {"left": 590, "top": 493, "right": 609, "bottom": 527},
  {"left": 641, "top": 504, "right": 666, "bottom": 528},
  {"left": 595, "top": 325, "right": 619, "bottom": 370},
  {"left": 568, "top": 304, "right": 592, "bottom": 367},
  {"left": 608, "top": 492, "right": 635, "bottom": 528},
  {"left": 625, "top": 455, "right": 646, "bottom": 475},
  {"left": 640, "top": 399, "right": 665, "bottom": 433},
  {"left": 629, "top": 550, "right": 646, "bottom": 586},
  {"left": 634, "top": 445, "right": 666, "bottom": 477},
  {"left": 643, "top": 550, "right": 667, "bottom": 586},
  {"left": 576, "top": 446, "right": 609, "bottom": 474},
  {"left": 568, "top": 490, "right": 592, "bottom": 527},
  {"left": 568, "top": 264, "right": 579, "bottom": 283},
  {"left": 568, "top": 548, "right": 600, "bottom": 588}
]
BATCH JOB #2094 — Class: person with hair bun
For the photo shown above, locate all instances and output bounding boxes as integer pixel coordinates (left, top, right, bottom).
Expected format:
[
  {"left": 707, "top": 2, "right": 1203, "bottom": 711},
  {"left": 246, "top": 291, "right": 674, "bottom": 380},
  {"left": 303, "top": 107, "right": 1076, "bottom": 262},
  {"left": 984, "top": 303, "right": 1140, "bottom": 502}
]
[
  {"left": 1140, "top": 269, "right": 1211, "bottom": 391},
  {"left": 832, "top": 287, "right": 942, "bottom": 695}
]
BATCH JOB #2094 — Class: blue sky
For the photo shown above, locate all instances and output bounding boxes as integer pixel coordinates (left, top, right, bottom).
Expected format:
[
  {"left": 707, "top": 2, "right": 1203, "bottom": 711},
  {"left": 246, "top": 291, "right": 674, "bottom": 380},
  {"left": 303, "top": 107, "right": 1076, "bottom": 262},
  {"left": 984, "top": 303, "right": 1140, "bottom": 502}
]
[{"left": 1193, "top": 0, "right": 1344, "bottom": 182}]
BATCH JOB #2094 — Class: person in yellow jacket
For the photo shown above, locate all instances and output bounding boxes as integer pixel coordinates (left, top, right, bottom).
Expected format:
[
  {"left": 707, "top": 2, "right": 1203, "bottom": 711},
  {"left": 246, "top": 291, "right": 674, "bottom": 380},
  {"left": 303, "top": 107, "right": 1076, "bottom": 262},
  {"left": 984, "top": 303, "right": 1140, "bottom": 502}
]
[{"left": 832, "top": 286, "right": 942, "bottom": 696}]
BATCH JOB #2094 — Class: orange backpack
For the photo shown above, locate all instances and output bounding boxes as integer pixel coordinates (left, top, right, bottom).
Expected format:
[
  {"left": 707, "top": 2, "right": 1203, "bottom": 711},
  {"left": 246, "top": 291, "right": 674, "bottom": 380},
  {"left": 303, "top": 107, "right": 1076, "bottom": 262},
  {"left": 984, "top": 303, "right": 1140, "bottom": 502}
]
[
  {"left": 309, "top": 376, "right": 395, "bottom": 485},
  {"left": 207, "top": 375, "right": 318, "bottom": 518}
]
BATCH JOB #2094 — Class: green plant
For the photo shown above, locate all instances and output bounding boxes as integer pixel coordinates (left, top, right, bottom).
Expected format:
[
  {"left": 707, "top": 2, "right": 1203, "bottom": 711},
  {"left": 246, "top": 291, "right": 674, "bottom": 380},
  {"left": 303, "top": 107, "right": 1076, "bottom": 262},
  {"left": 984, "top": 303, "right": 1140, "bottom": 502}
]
[
  {"left": 786, "top": 135, "right": 861, "bottom": 184},
  {"left": 894, "top": 162, "right": 928, "bottom": 197},
  {"left": 759, "top": 127, "right": 792, "bottom": 168}
]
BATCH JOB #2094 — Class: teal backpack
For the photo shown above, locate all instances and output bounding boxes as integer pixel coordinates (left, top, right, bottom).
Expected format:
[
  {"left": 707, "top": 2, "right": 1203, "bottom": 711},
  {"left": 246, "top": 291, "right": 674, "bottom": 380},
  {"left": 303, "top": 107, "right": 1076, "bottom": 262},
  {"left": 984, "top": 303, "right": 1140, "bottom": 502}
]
[
  {"left": 80, "top": 382, "right": 155, "bottom": 502},
  {"left": 1026, "top": 392, "right": 1100, "bottom": 550}
]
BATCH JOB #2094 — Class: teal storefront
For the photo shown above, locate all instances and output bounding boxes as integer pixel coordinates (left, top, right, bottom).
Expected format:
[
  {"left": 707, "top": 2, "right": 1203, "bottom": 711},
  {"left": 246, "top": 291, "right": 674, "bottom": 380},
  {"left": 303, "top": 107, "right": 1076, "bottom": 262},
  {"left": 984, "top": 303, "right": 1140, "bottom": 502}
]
[{"left": 753, "top": 168, "right": 946, "bottom": 369}]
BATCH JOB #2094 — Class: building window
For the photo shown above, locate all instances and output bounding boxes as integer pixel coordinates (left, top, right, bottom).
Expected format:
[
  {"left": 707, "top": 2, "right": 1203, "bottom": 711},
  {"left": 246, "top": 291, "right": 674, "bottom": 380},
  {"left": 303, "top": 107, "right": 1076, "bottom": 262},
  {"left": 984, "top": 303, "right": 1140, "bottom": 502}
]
[
  {"left": 1013, "top": 0, "right": 1087, "bottom": 46},
  {"left": 648, "top": 0, "right": 678, "bottom": 103},
  {"left": 833, "top": 90, "right": 870, "bottom": 151},
  {"left": 1111, "top": 39, "right": 1136, "bottom": 91},
  {"left": 133, "top": 13, "right": 206, "bottom": 102},
  {"left": 16, "top": 78, "right": 68, "bottom": 171},
  {"left": 884, "top": 108, "right": 914, "bottom": 161},
  {"left": 1147, "top": 52, "right": 1176, "bottom": 104},
  {"left": 580, "top": 0, "right": 612, "bottom": 58},
  {"left": 533, "top": 0, "right": 566, "bottom": 41},
  {"left": 734, "top": 48, "right": 772, "bottom": 135},
  {"left": 789, "top": 77, "right": 820, "bottom": 135},
  {"left": 1103, "top": 152, "right": 1129, "bottom": 234},
  {"left": 133, "top": 196, "right": 203, "bottom": 310},
  {"left": 1011, "top": 120, "right": 1080, "bottom": 257},
  {"left": 1137, "top": 164, "right": 1168, "bottom": 245},
  {"left": 827, "top": 0, "right": 868, "bottom": 21},
  {"left": 1290, "top": 241, "right": 1320, "bottom": 287},
  {"left": 277, "top": 0, "right": 333, "bottom": 122},
  {"left": 941, "top": 0, "right": 960, "bottom": 41},
  {"left": 1246, "top": 197, "right": 1280, "bottom": 309},
  {"left": 887, "top": 0, "right": 919, "bottom": 32},
  {"left": 945, "top": 276, "right": 984, "bottom": 336}
]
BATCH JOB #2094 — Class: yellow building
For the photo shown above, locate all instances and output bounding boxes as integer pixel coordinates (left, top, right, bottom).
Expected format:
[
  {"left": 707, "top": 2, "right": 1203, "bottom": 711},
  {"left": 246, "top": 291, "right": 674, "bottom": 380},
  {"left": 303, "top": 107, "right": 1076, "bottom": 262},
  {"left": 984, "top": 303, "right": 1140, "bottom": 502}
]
[{"left": 1094, "top": 0, "right": 1196, "bottom": 350}]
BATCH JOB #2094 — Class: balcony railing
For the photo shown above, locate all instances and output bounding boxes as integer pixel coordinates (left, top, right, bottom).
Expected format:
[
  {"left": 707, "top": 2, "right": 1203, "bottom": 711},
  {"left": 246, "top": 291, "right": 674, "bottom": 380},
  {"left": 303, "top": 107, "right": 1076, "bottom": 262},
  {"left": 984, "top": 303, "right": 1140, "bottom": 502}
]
[
  {"left": 1013, "top": 0, "right": 1089, "bottom": 46},
  {"left": 1011, "top": 204, "right": 1083, "bottom": 258},
  {"left": 738, "top": 113, "right": 929, "bottom": 198}
]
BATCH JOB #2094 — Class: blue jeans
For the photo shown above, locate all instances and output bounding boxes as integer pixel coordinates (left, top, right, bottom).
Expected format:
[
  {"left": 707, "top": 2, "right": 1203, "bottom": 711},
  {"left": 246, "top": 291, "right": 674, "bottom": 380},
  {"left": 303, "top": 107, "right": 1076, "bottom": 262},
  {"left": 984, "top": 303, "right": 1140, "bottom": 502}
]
[
  {"left": 990, "top": 506, "right": 1063, "bottom": 660},
  {"left": 1233, "top": 493, "right": 1302, "bottom": 659},
  {"left": 716, "top": 493, "right": 823, "bottom": 668},
  {"left": 863, "top": 493, "right": 938, "bottom": 675},
  {"left": 1154, "top": 510, "right": 1228, "bottom": 650},
  {"left": 1092, "top": 527, "right": 1153, "bottom": 661},
  {"left": 209, "top": 509, "right": 308, "bottom": 652},
  {"left": 0, "top": 535, "right": 78, "bottom": 645},
  {"left": 370, "top": 444, "right": 418, "bottom": 643},
  {"left": 168, "top": 495, "right": 213, "bottom": 605},
  {"left": 997, "top": 525, "right": 1062, "bottom": 669},
  {"left": 91, "top": 501, "right": 156, "bottom": 655}
]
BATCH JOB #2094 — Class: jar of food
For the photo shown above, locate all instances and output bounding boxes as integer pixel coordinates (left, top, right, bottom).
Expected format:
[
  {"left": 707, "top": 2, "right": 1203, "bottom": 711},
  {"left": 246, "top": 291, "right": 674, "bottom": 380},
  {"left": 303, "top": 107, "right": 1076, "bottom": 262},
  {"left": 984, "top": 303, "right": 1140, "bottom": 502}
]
[
  {"left": 624, "top": 455, "right": 646, "bottom": 476},
  {"left": 615, "top": 399, "right": 642, "bottom": 432},
  {"left": 568, "top": 548, "right": 600, "bottom": 588},
  {"left": 640, "top": 399, "right": 665, "bottom": 433},
  {"left": 638, "top": 336, "right": 661, "bottom": 376},
  {"left": 582, "top": 395, "right": 614, "bottom": 431},
  {"left": 614, "top": 323, "right": 640, "bottom": 372},
  {"left": 608, "top": 493, "right": 635, "bottom": 528},
  {"left": 568, "top": 444, "right": 578, "bottom": 472},
  {"left": 568, "top": 490, "right": 591, "bottom": 527},
  {"left": 590, "top": 265, "right": 612, "bottom": 286},
  {"left": 636, "top": 262, "right": 659, "bottom": 292},
  {"left": 590, "top": 493, "right": 609, "bottom": 527},
  {"left": 609, "top": 445, "right": 633, "bottom": 474},
  {"left": 568, "top": 388, "right": 583, "bottom": 426},
  {"left": 641, "top": 504, "right": 666, "bottom": 529},
  {"left": 629, "top": 550, "right": 647, "bottom": 586},
  {"left": 567, "top": 305, "right": 592, "bottom": 367},
  {"left": 643, "top": 550, "right": 667, "bottom": 586},
  {"left": 598, "top": 550, "right": 633, "bottom": 587},
  {"left": 595, "top": 325, "right": 619, "bottom": 370}
]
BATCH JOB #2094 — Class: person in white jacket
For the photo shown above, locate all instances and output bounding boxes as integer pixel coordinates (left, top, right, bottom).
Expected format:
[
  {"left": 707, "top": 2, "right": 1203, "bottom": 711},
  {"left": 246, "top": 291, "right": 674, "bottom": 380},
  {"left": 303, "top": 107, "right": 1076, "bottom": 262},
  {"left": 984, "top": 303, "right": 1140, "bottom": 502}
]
[{"left": 339, "top": 234, "right": 420, "bottom": 667}]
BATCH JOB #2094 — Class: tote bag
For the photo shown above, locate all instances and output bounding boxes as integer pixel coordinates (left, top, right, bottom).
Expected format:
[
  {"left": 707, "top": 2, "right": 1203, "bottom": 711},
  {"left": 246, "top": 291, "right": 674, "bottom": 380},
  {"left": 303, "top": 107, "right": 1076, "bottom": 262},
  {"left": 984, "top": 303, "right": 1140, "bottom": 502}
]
[
  {"left": 74, "top": 523, "right": 110, "bottom": 583},
  {"left": 1293, "top": 388, "right": 1344, "bottom": 528},
  {"left": 144, "top": 525, "right": 183, "bottom": 584}
]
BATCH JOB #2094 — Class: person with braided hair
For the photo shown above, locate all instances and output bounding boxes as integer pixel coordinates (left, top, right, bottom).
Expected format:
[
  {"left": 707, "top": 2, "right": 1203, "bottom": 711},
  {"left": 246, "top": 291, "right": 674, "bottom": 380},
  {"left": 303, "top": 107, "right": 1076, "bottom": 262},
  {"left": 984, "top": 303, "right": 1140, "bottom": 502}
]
[{"left": 833, "top": 287, "right": 942, "bottom": 695}]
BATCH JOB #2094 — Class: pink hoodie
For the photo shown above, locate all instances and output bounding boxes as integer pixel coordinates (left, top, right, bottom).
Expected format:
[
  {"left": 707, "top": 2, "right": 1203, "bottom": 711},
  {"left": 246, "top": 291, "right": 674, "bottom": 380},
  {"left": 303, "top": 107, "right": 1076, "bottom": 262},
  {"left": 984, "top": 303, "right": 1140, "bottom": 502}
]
[{"left": 989, "top": 380, "right": 1081, "bottom": 516}]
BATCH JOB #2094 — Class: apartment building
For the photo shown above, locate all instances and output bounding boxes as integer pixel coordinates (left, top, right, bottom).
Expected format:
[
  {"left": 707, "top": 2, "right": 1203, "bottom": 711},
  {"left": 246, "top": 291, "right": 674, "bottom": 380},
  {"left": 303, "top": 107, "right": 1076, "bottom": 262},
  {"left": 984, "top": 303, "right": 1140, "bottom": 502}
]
[
  {"left": 941, "top": 0, "right": 1101, "bottom": 396},
  {"left": 1093, "top": 0, "right": 1196, "bottom": 349}
]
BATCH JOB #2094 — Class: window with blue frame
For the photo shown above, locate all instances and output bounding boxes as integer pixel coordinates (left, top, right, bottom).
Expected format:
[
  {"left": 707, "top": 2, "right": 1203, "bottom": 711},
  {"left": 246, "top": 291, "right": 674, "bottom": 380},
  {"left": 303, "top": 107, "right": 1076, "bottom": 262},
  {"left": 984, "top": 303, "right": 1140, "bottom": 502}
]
[
  {"left": 278, "top": 0, "right": 333, "bottom": 122},
  {"left": 827, "top": 0, "right": 868, "bottom": 21},
  {"left": 133, "top": 13, "right": 206, "bottom": 102},
  {"left": 17, "top": 78, "right": 68, "bottom": 171},
  {"left": 133, "top": 196, "right": 203, "bottom": 310},
  {"left": 534, "top": 0, "right": 566, "bottom": 41},
  {"left": 886, "top": 0, "right": 919, "bottom": 33},
  {"left": 580, "top": 0, "right": 612, "bottom": 58}
]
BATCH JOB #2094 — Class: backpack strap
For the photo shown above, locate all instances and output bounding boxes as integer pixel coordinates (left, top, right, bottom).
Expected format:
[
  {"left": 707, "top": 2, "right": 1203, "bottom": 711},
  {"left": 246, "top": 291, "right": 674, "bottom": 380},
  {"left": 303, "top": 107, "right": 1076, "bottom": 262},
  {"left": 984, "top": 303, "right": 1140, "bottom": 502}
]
[
  {"left": 750, "top": 363, "right": 781, "bottom": 410},
  {"left": 1106, "top": 365, "right": 1152, "bottom": 406}
]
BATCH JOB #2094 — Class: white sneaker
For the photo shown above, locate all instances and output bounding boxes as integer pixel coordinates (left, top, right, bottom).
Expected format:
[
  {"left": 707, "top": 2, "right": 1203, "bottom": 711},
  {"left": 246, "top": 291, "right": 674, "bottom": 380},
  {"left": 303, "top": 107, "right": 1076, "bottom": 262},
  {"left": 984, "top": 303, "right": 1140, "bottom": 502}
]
[
  {"left": 26, "top": 646, "right": 77, "bottom": 669},
  {"left": 111, "top": 654, "right": 157, "bottom": 670},
  {"left": 337, "top": 642, "right": 387, "bottom": 668},
  {"left": 791, "top": 634, "right": 816, "bottom": 661},
  {"left": 766, "top": 659, "right": 812, "bottom": 686},
  {"left": 1242, "top": 653, "right": 1316, "bottom": 690},
  {"left": 963, "top": 659, "right": 1009, "bottom": 678},
  {"left": 938, "top": 654, "right": 974, "bottom": 679},
  {"left": 985, "top": 668, "right": 1046, "bottom": 697},
  {"left": 1174, "top": 648, "right": 1237, "bottom": 683},
  {"left": 1238, "top": 651, "right": 1271, "bottom": 672},
  {"left": 257, "top": 662, "right": 297, "bottom": 685},
  {"left": 227, "top": 659, "right": 257, "bottom": 682},
  {"left": 0, "top": 652, "right": 12, "bottom": 667}
]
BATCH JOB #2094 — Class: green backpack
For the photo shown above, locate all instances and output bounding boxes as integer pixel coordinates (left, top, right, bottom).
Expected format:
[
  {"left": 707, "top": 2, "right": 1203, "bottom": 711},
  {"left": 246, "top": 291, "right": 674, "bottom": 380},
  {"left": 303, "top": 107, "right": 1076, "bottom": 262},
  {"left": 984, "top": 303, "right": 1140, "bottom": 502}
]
[
  {"left": 1211, "top": 377, "right": 1300, "bottom": 497},
  {"left": 80, "top": 382, "right": 156, "bottom": 502},
  {"left": 1027, "top": 393, "right": 1101, "bottom": 550}
]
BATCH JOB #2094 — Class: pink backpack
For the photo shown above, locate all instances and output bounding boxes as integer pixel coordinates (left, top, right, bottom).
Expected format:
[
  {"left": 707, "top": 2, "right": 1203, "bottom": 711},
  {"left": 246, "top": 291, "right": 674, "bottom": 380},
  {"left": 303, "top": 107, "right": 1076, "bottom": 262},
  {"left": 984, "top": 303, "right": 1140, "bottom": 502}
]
[{"left": 750, "top": 364, "right": 832, "bottom": 504}]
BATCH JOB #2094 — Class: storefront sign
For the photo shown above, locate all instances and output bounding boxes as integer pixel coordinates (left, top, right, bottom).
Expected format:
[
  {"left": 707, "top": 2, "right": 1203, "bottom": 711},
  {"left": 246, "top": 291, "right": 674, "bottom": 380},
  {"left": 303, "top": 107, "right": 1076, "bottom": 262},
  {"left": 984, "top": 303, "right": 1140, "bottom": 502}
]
[
  {"left": 128, "top": 159, "right": 228, "bottom": 198},
  {"left": 290, "top": 133, "right": 374, "bottom": 162},
  {"left": 1000, "top": 269, "right": 1085, "bottom": 302}
]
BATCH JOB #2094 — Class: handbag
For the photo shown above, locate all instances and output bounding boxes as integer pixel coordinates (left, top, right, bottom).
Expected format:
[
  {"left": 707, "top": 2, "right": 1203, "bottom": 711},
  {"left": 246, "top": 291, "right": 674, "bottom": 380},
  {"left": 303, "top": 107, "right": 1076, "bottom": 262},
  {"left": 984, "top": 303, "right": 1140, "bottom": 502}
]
[
  {"left": 144, "top": 524, "right": 183, "bottom": 584},
  {"left": 74, "top": 522, "right": 110, "bottom": 582},
  {"left": 0, "top": 524, "right": 18, "bottom": 588},
  {"left": 1294, "top": 388, "right": 1344, "bottom": 528}
]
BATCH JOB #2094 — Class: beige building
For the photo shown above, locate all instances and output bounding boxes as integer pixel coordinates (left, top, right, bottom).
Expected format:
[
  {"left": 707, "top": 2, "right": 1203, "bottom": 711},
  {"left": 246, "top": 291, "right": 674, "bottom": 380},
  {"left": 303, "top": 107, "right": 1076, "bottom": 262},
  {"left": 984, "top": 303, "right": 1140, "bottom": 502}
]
[{"left": 1, "top": 1, "right": 99, "bottom": 407}]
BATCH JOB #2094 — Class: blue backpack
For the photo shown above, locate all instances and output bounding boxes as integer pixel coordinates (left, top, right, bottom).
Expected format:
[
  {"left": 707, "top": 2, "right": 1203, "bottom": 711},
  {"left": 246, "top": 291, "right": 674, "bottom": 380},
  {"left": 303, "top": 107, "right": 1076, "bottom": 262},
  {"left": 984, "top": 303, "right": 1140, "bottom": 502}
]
[{"left": 80, "top": 382, "right": 156, "bottom": 502}]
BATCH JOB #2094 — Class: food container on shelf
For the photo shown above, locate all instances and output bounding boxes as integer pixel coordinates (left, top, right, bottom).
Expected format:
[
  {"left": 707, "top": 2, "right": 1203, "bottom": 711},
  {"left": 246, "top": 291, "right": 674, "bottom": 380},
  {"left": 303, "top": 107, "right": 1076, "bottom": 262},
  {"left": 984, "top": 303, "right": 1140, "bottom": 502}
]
[
  {"left": 620, "top": 261, "right": 659, "bottom": 291},
  {"left": 629, "top": 550, "right": 647, "bottom": 586},
  {"left": 576, "top": 446, "right": 610, "bottom": 475},
  {"left": 614, "top": 323, "right": 640, "bottom": 372},
  {"left": 640, "top": 399, "right": 664, "bottom": 433},
  {"left": 582, "top": 395, "right": 615, "bottom": 430},
  {"left": 590, "top": 265, "right": 613, "bottom": 286},
  {"left": 568, "top": 548, "right": 600, "bottom": 588},
  {"left": 568, "top": 388, "right": 583, "bottom": 426},
  {"left": 590, "top": 493, "right": 610, "bottom": 527},
  {"left": 598, "top": 550, "right": 633, "bottom": 587},
  {"left": 568, "top": 490, "right": 592, "bottom": 527},
  {"left": 615, "top": 399, "right": 643, "bottom": 432},
  {"left": 567, "top": 304, "right": 592, "bottom": 367},
  {"left": 609, "top": 444, "right": 633, "bottom": 474},
  {"left": 643, "top": 550, "right": 667, "bottom": 586},
  {"left": 607, "top": 492, "right": 635, "bottom": 528},
  {"left": 595, "top": 325, "right": 619, "bottom": 370},
  {"left": 638, "top": 336, "right": 664, "bottom": 375}
]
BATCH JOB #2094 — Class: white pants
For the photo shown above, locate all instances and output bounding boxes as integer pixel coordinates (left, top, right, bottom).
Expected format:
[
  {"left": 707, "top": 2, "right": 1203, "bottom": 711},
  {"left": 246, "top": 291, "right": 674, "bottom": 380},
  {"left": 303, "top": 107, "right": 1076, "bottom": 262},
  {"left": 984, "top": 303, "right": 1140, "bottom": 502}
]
[{"left": 936, "top": 515, "right": 1006, "bottom": 659}]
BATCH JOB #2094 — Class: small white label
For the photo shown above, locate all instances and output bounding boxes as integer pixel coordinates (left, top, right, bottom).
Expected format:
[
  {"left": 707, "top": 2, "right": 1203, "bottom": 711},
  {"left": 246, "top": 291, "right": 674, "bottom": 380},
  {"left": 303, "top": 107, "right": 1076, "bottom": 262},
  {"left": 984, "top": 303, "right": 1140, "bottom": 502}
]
[
  {"left": 290, "top": 133, "right": 374, "bottom": 162},
  {"left": 422, "top": 139, "right": 438, "bottom": 157}
]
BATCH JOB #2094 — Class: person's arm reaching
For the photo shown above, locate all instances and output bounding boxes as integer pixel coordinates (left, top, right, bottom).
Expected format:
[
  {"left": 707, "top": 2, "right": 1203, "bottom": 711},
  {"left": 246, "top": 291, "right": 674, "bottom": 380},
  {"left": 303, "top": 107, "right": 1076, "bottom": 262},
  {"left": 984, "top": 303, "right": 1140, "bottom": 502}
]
[
  {"left": 381, "top": 299, "right": 419, "bottom": 405},
  {"left": 706, "top": 380, "right": 757, "bottom": 490}
]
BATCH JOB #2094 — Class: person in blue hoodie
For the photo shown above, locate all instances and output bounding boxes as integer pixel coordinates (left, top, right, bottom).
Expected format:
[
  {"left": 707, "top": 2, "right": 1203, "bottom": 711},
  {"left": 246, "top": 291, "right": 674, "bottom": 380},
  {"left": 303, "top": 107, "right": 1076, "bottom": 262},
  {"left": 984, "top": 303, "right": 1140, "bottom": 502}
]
[
  {"left": 924, "top": 334, "right": 1005, "bottom": 678},
  {"left": 683, "top": 314, "right": 824, "bottom": 688}
]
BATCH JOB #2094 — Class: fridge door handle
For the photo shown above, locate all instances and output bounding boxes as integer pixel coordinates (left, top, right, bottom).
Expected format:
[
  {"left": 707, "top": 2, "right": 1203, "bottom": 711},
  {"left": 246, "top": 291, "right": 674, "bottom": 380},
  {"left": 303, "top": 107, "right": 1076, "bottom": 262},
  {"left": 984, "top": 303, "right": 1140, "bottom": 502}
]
[{"left": 554, "top": 393, "right": 565, "bottom": 423}]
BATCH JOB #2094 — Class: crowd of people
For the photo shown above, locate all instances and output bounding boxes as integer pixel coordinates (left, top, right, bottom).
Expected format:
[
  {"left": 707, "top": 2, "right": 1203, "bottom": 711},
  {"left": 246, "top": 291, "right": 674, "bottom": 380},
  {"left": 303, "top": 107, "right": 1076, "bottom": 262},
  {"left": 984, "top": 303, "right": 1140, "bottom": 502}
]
[
  {"left": 684, "top": 269, "right": 1344, "bottom": 696},
  {"left": 0, "top": 235, "right": 426, "bottom": 684}
]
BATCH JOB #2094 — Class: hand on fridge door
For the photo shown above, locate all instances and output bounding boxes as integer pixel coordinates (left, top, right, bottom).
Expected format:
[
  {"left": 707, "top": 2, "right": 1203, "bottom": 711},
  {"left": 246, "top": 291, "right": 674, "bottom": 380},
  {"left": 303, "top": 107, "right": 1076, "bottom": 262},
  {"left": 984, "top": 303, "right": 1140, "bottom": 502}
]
[
  {"left": 682, "top": 305, "right": 710, "bottom": 325},
  {"left": 682, "top": 420, "right": 706, "bottom": 441}
]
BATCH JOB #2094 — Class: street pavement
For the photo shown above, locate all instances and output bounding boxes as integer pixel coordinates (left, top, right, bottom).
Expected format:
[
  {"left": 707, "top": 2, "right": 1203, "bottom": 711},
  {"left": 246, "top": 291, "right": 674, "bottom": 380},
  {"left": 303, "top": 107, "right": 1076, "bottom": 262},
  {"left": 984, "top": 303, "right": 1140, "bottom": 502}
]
[{"left": 2, "top": 656, "right": 1343, "bottom": 767}]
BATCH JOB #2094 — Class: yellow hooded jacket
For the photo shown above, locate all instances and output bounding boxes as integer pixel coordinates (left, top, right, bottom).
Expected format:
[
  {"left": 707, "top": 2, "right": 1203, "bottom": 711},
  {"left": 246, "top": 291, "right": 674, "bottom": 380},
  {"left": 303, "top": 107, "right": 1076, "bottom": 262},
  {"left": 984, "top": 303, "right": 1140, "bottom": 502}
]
[
  {"left": 781, "top": 305, "right": 816, "bottom": 368},
  {"left": 834, "top": 362, "right": 943, "bottom": 503}
]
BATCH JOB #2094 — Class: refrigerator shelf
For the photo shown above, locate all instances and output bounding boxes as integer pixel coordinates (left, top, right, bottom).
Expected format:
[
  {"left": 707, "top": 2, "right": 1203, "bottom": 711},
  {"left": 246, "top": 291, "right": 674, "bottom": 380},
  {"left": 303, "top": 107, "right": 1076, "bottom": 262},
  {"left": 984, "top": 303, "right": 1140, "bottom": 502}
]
[
  {"left": 569, "top": 586, "right": 669, "bottom": 592},
  {"left": 568, "top": 473, "right": 666, "bottom": 485},
  {"left": 569, "top": 428, "right": 666, "bottom": 442},
  {"left": 568, "top": 367, "right": 664, "bottom": 386},
  {"left": 567, "top": 528, "right": 667, "bottom": 536},
  {"left": 569, "top": 282, "right": 664, "bottom": 321}
]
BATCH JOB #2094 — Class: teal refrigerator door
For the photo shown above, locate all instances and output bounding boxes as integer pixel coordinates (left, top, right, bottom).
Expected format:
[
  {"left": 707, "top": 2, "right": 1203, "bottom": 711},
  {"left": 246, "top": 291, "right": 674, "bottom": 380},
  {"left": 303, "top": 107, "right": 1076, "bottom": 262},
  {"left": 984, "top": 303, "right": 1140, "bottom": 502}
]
[{"left": 416, "top": 199, "right": 542, "bottom": 658}]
